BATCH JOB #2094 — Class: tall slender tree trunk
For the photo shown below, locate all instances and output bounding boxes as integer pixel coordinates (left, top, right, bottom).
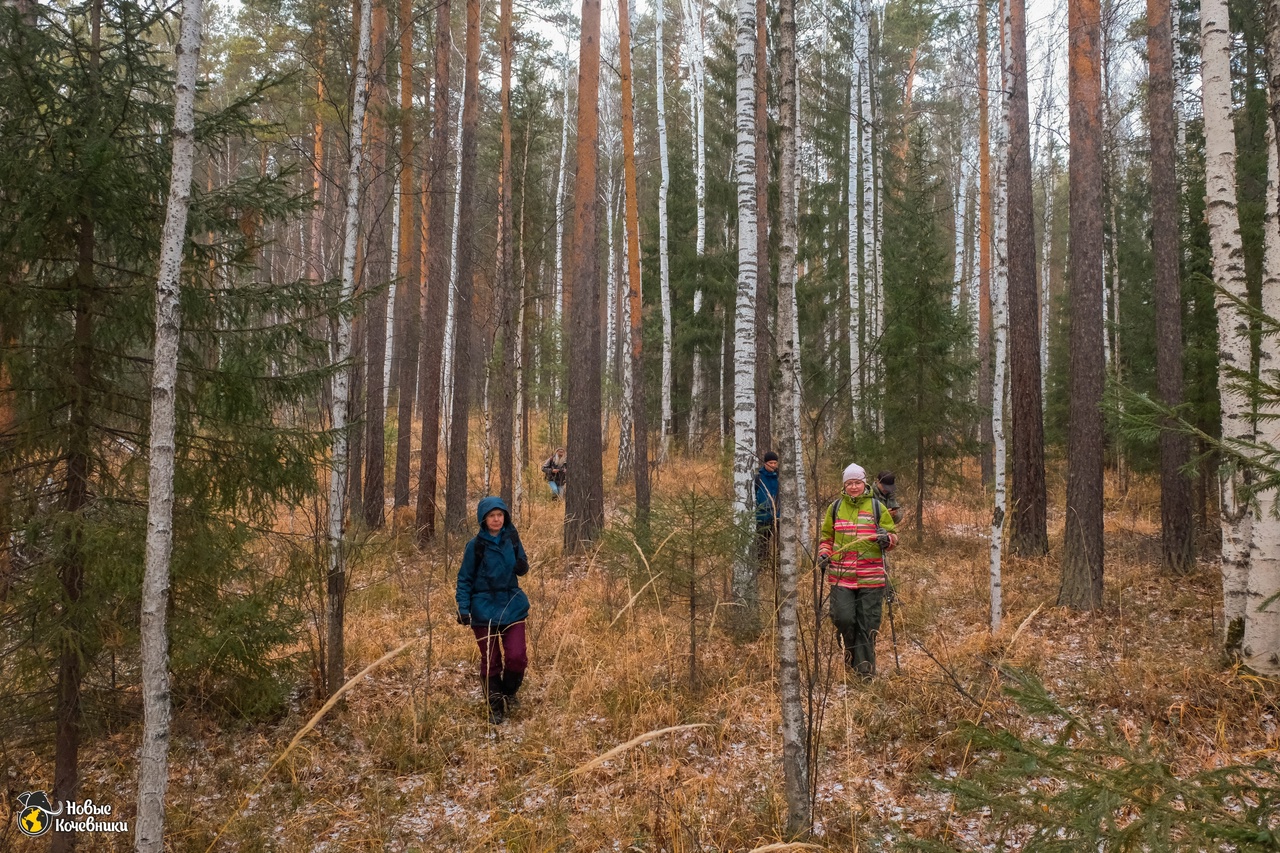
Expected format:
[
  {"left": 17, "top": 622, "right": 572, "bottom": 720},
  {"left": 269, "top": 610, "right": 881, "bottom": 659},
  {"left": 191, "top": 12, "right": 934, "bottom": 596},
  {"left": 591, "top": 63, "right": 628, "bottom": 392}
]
[
  {"left": 977, "top": 0, "right": 994, "bottom": 486},
  {"left": 989, "top": 0, "right": 1010, "bottom": 631},
  {"left": 415, "top": 0, "right": 451, "bottom": 543},
  {"left": 1203, "top": 0, "right": 1253, "bottom": 644},
  {"left": 656, "top": 0, "right": 674, "bottom": 461},
  {"left": 328, "top": 0, "right": 373, "bottom": 696},
  {"left": 1059, "top": 0, "right": 1105, "bottom": 609},
  {"left": 1006, "top": 0, "right": 1047, "bottom": 557},
  {"left": 848, "top": 65, "right": 862, "bottom": 420},
  {"left": 444, "top": 0, "right": 482, "bottom": 531},
  {"left": 391, "top": 0, "right": 420, "bottom": 510},
  {"left": 362, "top": 0, "right": 391, "bottom": 530},
  {"left": 136, "top": 1, "right": 203, "bottom": 847},
  {"left": 554, "top": 54, "right": 572, "bottom": 374},
  {"left": 1148, "top": 0, "right": 1193, "bottom": 574},
  {"left": 776, "top": 0, "right": 809, "bottom": 829},
  {"left": 731, "top": 0, "right": 760, "bottom": 634},
  {"left": 495, "top": 0, "right": 516, "bottom": 505},
  {"left": 441, "top": 109, "right": 464, "bottom": 449},
  {"left": 753, "top": 0, "right": 771, "bottom": 455},
  {"left": 564, "top": 0, "right": 606, "bottom": 550},
  {"left": 685, "top": 0, "right": 707, "bottom": 448},
  {"left": 618, "top": 0, "right": 651, "bottom": 524}
]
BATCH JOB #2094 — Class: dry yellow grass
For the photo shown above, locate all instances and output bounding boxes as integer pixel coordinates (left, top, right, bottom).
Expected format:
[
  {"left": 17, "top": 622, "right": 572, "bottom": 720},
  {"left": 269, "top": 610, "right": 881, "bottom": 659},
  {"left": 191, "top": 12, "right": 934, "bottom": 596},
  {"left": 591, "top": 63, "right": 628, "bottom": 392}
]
[{"left": 17, "top": 428, "right": 1280, "bottom": 852}]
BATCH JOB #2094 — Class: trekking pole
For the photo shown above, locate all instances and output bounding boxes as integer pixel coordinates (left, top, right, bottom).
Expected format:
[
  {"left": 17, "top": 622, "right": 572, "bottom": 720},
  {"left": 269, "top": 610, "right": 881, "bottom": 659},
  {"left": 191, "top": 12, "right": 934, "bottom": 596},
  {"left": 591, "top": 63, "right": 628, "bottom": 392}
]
[{"left": 884, "top": 551, "right": 901, "bottom": 674}]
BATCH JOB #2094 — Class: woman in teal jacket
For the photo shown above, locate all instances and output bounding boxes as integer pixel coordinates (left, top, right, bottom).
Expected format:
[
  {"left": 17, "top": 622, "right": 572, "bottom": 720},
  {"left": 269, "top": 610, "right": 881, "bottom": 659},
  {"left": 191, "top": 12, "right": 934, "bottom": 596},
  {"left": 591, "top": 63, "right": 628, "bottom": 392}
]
[{"left": 456, "top": 496, "right": 530, "bottom": 723}]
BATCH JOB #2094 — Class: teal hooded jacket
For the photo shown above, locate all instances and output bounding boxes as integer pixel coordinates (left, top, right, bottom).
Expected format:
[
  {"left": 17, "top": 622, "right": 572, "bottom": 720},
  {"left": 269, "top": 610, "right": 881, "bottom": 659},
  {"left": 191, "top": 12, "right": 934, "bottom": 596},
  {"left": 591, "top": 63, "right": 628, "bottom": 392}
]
[{"left": 456, "top": 496, "right": 531, "bottom": 626}]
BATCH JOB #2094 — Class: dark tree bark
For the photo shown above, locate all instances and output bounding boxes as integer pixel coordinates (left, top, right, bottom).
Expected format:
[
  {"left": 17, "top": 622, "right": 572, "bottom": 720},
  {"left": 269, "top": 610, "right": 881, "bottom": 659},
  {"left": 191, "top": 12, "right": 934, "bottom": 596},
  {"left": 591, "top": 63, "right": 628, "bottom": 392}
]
[
  {"left": 443, "top": 0, "right": 482, "bottom": 531},
  {"left": 415, "top": 0, "right": 451, "bottom": 543},
  {"left": 977, "top": 0, "right": 994, "bottom": 487},
  {"left": 391, "top": 0, "right": 420, "bottom": 510},
  {"left": 361, "top": 0, "right": 391, "bottom": 530},
  {"left": 564, "top": 0, "right": 605, "bottom": 550},
  {"left": 495, "top": 0, "right": 516, "bottom": 506},
  {"left": 754, "top": 0, "right": 772, "bottom": 455},
  {"left": 1060, "top": 0, "right": 1105, "bottom": 608},
  {"left": 1148, "top": 0, "right": 1194, "bottom": 573},
  {"left": 1006, "top": 0, "right": 1047, "bottom": 557}
]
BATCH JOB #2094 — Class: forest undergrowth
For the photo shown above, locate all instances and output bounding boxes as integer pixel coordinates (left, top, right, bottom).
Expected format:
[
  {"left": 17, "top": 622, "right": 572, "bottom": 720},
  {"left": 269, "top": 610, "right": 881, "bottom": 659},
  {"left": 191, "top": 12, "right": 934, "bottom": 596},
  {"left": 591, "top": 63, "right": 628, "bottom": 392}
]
[{"left": 10, "top": 454, "right": 1278, "bottom": 852}]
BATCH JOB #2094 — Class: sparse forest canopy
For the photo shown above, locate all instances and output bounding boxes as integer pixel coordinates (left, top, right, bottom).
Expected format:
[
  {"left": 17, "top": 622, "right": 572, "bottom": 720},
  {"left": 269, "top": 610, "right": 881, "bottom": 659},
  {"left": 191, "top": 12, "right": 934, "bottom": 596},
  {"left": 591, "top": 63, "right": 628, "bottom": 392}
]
[{"left": 2, "top": 0, "right": 1280, "bottom": 846}]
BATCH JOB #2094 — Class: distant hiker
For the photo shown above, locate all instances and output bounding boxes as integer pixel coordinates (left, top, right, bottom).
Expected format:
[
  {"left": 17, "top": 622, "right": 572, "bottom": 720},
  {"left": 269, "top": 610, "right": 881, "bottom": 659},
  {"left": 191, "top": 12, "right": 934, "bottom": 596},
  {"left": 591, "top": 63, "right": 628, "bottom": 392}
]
[
  {"left": 456, "top": 496, "right": 530, "bottom": 724},
  {"left": 754, "top": 451, "right": 781, "bottom": 564},
  {"left": 818, "top": 462, "right": 898, "bottom": 681},
  {"left": 541, "top": 448, "right": 567, "bottom": 500},
  {"left": 873, "top": 470, "right": 903, "bottom": 525}
]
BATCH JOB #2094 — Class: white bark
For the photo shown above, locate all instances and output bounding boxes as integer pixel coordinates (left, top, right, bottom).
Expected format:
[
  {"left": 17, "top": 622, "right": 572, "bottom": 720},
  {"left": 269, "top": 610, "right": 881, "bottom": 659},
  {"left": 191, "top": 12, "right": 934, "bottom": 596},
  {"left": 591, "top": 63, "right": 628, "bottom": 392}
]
[
  {"left": 857, "top": 0, "right": 875, "bottom": 422},
  {"left": 441, "top": 107, "right": 464, "bottom": 453},
  {"left": 732, "top": 0, "right": 759, "bottom": 626},
  {"left": 326, "top": 0, "right": 372, "bottom": 697},
  {"left": 605, "top": 172, "right": 617, "bottom": 394},
  {"left": 989, "top": 21, "right": 1010, "bottom": 633},
  {"left": 657, "top": 0, "right": 674, "bottom": 460},
  {"left": 555, "top": 53, "right": 572, "bottom": 335},
  {"left": 953, "top": 151, "right": 968, "bottom": 313},
  {"left": 137, "top": 0, "right": 204, "bottom": 848},
  {"left": 684, "top": 0, "right": 707, "bottom": 444},
  {"left": 1246, "top": 121, "right": 1280, "bottom": 675},
  {"left": 777, "top": 0, "right": 808, "bottom": 828},
  {"left": 1202, "top": 0, "right": 1254, "bottom": 640},
  {"left": 617, "top": 200, "right": 634, "bottom": 479},
  {"left": 847, "top": 68, "right": 861, "bottom": 420},
  {"left": 1040, "top": 146, "right": 1054, "bottom": 405}
]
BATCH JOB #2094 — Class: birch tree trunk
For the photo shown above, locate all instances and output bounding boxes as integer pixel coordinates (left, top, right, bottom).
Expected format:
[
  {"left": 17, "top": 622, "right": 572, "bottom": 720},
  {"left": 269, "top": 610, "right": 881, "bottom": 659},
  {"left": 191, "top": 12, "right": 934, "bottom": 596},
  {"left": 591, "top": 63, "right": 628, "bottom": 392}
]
[
  {"left": 989, "top": 0, "right": 1010, "bottom": 632},
  {"left": 977, "top": 0, "right": 994, "bottom": 485},
  {"left": 753, "top": 0, "right": 771, "bottom": 454},
  {"left": 496, "top": 0, "right": 516, "bottom": 505},
  {"left": 1202, "top": 0, "right": 1253, "bottom": 645},
  {"left": 859, "top": 0, "right": 877, "bottom": 423},
  {"left": 414, "top": 0, "right": 451, "bottom": 543},
  {"left": 444, "top": 0, "right": 483, "bottom": 531},
  {"left": 848, "top": 67, "right": 862, "bottom": 420},
  {"left": 656, "top": 0, "right": 674, "bottom": 461},
  {"left": 731, "top": 0, "right": 760, "bottom": 635},
  {"left": 776, "top": 0, "right": 809, "bottom": 829},
  {"left": 618, "top": 0, "right": 651, "bottom": 522},
  {"left": 328, "top": 0, "right": 373, "bottom": 696},
  {"left": 136, "top": 0, "right": 203, "bottom": 846},
  {"left": 554, "top": 53, "right": 572, "bottom": 349},
  {"left": 441, "top": 108, "right": 464, "bottom": 448},
  {"left": 685, "top": 0, "right": 707, "bottom": 447}
]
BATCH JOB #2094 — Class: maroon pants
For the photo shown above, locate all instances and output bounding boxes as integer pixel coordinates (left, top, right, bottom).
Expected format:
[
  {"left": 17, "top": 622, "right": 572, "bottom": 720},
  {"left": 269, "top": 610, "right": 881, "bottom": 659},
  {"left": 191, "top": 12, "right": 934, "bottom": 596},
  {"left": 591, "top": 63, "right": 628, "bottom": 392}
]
[{"left": 471, "top": 622, "right": 528, "bottom": 677}]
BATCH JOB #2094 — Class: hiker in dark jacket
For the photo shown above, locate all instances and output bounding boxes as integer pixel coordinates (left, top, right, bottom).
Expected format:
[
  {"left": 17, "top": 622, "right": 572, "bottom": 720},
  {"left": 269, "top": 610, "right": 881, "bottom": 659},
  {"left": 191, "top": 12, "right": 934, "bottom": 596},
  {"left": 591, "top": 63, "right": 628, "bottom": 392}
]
[
  {"left": 754, "top": 451, "right": 781, "bottom": 563},
  {"left": 541, "top": 448, "right": 567, "bottom": 500},
  {"left": 873, "top": 470, "right": 903, "bottom": 524},
  {"left": 456, "top": 496, "right": 530, "bottom": 724}
]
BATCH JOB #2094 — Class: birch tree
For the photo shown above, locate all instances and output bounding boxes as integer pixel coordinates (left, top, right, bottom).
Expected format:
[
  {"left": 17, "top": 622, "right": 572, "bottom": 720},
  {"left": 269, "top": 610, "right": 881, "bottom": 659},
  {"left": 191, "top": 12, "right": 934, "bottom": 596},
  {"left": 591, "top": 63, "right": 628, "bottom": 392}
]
[
  {"left": 753, "top": 0, "right": 771, "bottom": 454},
  {"left": 776, "top": 0, "right": 809, "bottom": 829},
  {"left": 657, "top": 0, "right": 673, "bottom": 461},
  {"left": 977, "top": 0, "right": 994, "bottom": 485},
  {"left": 328, "top": 0, "right": 374, "bottom": 695},
  {"left": 683, "top": 0, "right": 708, "bottom": 446},
  {"left": 989, "top": 0, "right": 1010, "bottom": 631},
  {"left": 136, "top": 0, "right": 204, "bottom": 845},
  {"left": 1201, "top": 0, "right": 1252, "bottom": 643},
  {"left": 496, "top": 0, "right": 517, "bottom": 505},
  {"left": 391, "top": 0, "right": 420, "bottom": 511},
  {"left": 730, "top": 0, "right": 760, "bottom": 634}
]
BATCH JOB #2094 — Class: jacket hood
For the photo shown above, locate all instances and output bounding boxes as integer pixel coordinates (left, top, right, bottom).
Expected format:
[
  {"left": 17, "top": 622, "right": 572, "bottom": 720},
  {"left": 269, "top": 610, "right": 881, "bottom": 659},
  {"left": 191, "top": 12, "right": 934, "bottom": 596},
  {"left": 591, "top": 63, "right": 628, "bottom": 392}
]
[{"left": 476, "top": 495, "right": 511, "bottom": 528}]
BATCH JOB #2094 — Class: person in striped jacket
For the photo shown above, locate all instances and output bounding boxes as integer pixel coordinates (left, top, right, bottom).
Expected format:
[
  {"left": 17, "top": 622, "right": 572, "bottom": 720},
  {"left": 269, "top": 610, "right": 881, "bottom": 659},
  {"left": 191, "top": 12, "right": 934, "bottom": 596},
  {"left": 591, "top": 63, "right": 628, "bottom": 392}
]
[{"left": 818, "top": 462, "right": 899, "bottom": 680}]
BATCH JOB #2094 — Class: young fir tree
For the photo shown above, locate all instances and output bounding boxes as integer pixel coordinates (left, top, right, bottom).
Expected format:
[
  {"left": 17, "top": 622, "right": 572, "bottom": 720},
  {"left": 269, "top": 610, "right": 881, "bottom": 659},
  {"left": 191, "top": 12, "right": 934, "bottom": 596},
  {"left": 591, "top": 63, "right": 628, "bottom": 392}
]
[
  {"left": 881, "top": 126, "right": 977, "bottom": 534},
  {"left": 0, "top": 1, "right": 327, "bottom": 834}
]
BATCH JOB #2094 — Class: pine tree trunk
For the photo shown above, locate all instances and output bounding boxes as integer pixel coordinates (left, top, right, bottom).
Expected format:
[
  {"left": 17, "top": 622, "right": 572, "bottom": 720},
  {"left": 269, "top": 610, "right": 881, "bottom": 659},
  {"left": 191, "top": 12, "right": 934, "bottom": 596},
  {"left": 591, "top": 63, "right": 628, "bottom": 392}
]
[
  {"left": 414, "top": 0, "right": 451, "bottom": 543},
  {"left": 495, "top": 0, "right": 516, "bottom": 506},
  {"left": 977, "top": 0, "right": 994, "bottom": 486},
  {"left": 618, "top": 0, "right": 650, "bottom": 522},
  {"left": 564, "top": 0, "right": 606, "bottom": 549},
  {"left": 1146, "top": 0, "right": 1192, "bottom": 571},
  {"left": 136, "top": 2, "right": 203, "bottom": 846},
  {"left": 1006, "top": 0, "right": 1047, "bottom": 557},
  {"left": 731, "top": 0, "right": 760, "bottom": 635},
  {"left": 1059, "top": 0, "right": 1105, "bottom": 609},
  {"left": 391, "top": 0, "right": 420, "bottom": 510},
  {"left": 328, "top": 0, "right": 373, "bottom": 697},
  {"left": 776, "top": 0, "right": 809, "bottom": 829},
  {"left": 444, "top": 0, "right": 482, "bottom": 531}
]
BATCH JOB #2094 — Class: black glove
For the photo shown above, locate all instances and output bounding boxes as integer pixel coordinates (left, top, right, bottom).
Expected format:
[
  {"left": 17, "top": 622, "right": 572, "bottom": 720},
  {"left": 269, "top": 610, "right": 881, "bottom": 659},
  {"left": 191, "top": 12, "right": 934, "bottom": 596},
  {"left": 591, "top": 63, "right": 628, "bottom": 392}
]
[
  {"left": 515, "top": 557, "right": 530, "bottom": 577},
  {"left": 876, "top": 527, "right": 892, "bottom": 550},
  {"left": 457, "top": 612, "right": 471, "bottom": 626},
  {"left": 817, "top": 554, "right": 831, "bottom": 573}
]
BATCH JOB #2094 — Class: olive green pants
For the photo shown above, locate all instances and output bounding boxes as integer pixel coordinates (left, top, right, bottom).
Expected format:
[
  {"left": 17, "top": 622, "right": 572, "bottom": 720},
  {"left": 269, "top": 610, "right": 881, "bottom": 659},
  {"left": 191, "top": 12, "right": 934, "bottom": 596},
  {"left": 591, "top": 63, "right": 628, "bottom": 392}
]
[{"left": 829, "top": 585, "right": 884, "bottom": 677}]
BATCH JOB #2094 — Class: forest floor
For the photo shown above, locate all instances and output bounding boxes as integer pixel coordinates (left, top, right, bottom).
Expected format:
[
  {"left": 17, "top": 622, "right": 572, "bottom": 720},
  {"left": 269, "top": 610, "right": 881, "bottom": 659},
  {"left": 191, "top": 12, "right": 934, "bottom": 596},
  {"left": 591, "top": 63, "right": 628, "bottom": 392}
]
[{"left": 18, "top": 459, "right": 1280, "bottom": 852}]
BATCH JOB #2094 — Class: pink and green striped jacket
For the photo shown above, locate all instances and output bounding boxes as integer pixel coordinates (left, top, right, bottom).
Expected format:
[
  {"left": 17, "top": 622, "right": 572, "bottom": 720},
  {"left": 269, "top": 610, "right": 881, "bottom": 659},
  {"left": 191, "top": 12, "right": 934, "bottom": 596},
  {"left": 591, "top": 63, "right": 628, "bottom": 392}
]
[{"left": 818, "top": 494, "right": 897, "bottom": 589}]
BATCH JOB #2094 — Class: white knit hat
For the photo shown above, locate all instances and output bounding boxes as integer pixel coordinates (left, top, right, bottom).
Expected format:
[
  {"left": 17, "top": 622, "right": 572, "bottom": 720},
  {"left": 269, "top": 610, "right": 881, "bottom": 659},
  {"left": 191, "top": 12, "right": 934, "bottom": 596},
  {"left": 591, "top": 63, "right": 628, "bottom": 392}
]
[{"left": 842, "top": 463, "right": 866, "bottom": 484}]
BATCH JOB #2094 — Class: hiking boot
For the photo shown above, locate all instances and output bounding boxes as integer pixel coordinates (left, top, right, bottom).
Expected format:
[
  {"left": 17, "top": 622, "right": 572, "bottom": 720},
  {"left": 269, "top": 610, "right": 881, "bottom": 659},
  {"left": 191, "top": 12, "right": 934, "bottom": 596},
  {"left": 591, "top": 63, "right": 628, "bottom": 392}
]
[
  {"left": 486, "top": 676, "right": 506, "bottom": 725},
  {"left": 500, "top": 671, "right": 524, "bottom": 713}
]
